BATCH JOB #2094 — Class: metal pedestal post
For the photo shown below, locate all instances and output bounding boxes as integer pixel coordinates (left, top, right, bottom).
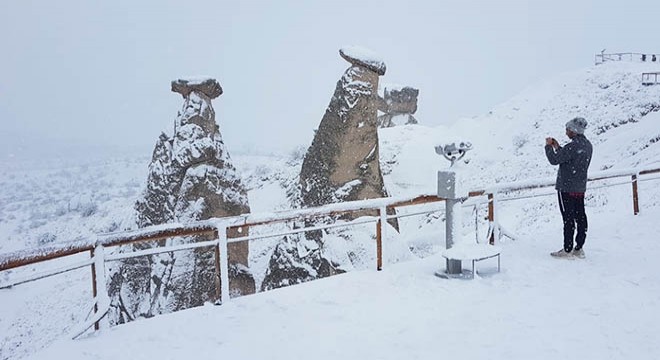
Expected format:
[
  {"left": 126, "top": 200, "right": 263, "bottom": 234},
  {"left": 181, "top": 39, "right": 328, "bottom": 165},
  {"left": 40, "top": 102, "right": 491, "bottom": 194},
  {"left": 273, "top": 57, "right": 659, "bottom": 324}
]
[{"left": 445, "top": 197, "right": 462, "bottom": 275}]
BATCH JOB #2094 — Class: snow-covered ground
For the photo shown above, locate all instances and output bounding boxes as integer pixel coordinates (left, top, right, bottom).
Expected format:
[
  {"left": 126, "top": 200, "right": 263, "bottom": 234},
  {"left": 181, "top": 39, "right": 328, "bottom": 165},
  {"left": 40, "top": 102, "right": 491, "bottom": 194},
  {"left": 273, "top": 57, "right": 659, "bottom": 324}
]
[
  {"left": 3, "top": 61, "right": 660, "bottom": 359},
  {"left": 22, "top": 206, "right": 660, "bottom": 360}
]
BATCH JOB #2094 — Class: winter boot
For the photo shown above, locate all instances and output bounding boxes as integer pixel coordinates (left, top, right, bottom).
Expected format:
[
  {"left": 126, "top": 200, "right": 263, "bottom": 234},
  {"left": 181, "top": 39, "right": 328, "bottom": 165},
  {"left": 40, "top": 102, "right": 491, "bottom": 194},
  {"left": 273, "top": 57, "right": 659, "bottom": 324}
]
[
  {"left": 550, "top": 249, "right": 574, "bottom": 259},
  {"left": 573, "top": 248, "right": 585, "bottom": 259}
]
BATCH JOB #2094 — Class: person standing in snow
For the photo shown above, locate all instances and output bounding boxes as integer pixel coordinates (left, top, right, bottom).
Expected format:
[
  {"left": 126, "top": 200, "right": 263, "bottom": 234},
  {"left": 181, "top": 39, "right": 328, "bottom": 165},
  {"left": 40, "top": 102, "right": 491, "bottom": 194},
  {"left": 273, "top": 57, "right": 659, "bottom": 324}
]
[{"left": 544, "top": 117, "right": 593, "bottom": 259}]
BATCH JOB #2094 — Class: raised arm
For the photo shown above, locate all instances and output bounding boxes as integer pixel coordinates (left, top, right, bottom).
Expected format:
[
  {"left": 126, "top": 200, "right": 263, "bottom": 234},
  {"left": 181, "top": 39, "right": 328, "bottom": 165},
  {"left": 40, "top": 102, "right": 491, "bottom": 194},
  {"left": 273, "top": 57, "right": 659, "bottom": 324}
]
[{"left": 545, "top": 142, "right": 574, "bottom": 165}]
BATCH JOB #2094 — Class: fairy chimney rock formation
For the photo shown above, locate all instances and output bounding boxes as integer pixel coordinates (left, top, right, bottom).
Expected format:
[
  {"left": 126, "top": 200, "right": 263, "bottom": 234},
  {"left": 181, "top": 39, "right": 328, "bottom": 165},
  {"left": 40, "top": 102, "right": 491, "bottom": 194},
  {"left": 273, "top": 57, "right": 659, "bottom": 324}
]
[
  {"left": 299, "top": 46, "right": 391, "bottom": 207},
  {"left": 261, "top": 47, "right": 398, "bottom": 291},
  {"left": 112, "top": 77, "right": 253, "bottom": 324},
  {"left": 378, "top": 85, "right": 419, "bottom": 128},
  {"left": 171, "top": 78, "right": 223, "bottom": 99}
]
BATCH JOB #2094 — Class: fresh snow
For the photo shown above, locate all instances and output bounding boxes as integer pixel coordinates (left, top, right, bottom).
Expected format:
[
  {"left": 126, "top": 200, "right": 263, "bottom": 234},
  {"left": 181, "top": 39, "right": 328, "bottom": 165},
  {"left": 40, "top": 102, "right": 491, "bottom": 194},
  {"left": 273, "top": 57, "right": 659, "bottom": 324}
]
[
  {"left": 175, "top": 77, "right": 216, "bottom": 85},
  {"left": 21, "top": 210, "right": 660, "bottom": 360},
  {"left": 2, "top": 61, "right": 660, "bottom": 359},
  {"left": 441, "top": 242, "right": 502, "bottom": 260},
  {"left": 340, "top": 45, "right": 386, "bottom": 74}
]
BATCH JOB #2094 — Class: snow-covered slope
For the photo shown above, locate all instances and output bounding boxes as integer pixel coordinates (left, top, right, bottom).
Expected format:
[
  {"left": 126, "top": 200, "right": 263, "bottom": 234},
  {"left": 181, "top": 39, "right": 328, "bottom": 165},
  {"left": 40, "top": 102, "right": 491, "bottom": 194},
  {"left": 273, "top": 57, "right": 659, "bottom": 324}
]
[
  {"left": 3, "top": 61, "right": 660, "bottom": 359},
  {"left": 0, "top": 156, "right": 147, "bottom": 254},
  {"left": 381, "top": 61, "right": 660, "bottom": 199}
]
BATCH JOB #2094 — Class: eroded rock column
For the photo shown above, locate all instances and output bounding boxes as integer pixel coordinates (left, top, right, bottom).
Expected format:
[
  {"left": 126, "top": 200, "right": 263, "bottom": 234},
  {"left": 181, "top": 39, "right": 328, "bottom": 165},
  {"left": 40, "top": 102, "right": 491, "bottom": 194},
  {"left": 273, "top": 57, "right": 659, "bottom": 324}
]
[
  {"left": 377, "top": 85, "right": 419, "bottom": 128},
  {"left": 261, "top": 47, "right": 396, "bottom": 290},
  {"left": 300, "top": 46, "right": 389, "bottom": 207},
  {"left": 109, "top": 78, "right": 253, "bottom": 324}
]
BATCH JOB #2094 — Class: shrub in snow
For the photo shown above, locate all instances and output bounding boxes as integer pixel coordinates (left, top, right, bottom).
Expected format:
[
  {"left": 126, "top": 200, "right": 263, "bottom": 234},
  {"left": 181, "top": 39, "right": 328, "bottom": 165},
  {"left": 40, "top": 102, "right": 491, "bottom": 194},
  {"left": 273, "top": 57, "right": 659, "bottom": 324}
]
[
  {"left": 37, "top": 232, "right": 57, "bottom": 246},
  {"left": 79, "top": 202, "right": 98, "bottom": 217},
  {"left": 28, "top": 220, "right": 46, "bottom": 229}
]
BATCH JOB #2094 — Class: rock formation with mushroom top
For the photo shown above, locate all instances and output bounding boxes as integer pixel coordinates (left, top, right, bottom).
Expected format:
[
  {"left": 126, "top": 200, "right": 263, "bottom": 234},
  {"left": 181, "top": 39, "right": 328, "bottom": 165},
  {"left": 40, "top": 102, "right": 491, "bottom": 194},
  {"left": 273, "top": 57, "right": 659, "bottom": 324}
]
[
  {"left": 377, "top": 85, "right": 419, "bottom": 128},
  {"left": 299, "top": 46, "right": 389, "bottom": 207},
  {"left": 109, "top": 78, "right": 253, "bottom": 324},
  {"left": 261, "top": 47, "right": 396, "bottom": 290}
]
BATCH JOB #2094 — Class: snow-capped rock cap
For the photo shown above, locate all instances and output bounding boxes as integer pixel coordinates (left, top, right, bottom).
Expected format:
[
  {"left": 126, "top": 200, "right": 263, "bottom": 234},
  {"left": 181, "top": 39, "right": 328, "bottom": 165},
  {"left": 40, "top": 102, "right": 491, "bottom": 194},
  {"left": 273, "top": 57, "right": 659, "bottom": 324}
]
[
  {"left": 339, "top": 46, "right": 386, "bottom": 76},
  {"left": 171, "top": 77, "right": 223, "bottom": 99}
]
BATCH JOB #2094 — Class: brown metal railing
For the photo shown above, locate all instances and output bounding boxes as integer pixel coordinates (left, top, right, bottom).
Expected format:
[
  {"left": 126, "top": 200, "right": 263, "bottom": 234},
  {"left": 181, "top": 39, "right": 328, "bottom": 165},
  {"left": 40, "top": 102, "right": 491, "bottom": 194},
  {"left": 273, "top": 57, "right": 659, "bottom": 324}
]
[{"left": 2, "top": 166, "right": 660, "bottom": 336}]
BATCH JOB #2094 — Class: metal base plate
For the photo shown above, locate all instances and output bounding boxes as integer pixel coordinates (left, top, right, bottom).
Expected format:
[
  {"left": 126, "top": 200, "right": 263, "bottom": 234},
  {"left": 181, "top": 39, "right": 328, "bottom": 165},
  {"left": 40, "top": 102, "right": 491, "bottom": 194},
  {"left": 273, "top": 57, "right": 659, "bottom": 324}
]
[{"left": 434, "top": 269, "right": 475, "bottom": 280}]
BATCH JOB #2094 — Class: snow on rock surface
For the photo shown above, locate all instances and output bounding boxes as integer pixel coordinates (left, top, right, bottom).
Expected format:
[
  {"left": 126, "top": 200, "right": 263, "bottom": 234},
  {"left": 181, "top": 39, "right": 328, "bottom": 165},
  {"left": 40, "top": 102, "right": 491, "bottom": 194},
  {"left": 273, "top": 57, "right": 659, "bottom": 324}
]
[
  {"left": 111, "top": 78, "right": 252, "bottom": 326},
  {"left": 339, "top": 45, "right": 386, "bottom": 75},
  {"left": 4, "top": 61, "right": 660, "bottom": 360},
  {"left": 263, "top": 47, "right": 395, "bottom": 291},
  {"left": 377, "top": 85, "right": 419, "bottom": 128}
]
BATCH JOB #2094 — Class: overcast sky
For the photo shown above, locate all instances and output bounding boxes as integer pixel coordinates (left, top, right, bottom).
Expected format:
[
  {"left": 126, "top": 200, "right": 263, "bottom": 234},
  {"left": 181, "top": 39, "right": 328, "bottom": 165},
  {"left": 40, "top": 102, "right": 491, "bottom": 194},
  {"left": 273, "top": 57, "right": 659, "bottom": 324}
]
[{"left": 1, "top": 0, "right": 659, "bottom": 159}]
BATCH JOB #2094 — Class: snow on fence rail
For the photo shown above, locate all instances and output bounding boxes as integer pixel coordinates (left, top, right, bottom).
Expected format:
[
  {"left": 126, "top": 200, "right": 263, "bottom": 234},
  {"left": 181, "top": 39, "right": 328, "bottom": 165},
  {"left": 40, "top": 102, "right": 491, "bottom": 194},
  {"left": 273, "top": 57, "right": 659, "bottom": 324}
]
[{"left": 1, "top": 166, "right": 660, "bottom": 336}]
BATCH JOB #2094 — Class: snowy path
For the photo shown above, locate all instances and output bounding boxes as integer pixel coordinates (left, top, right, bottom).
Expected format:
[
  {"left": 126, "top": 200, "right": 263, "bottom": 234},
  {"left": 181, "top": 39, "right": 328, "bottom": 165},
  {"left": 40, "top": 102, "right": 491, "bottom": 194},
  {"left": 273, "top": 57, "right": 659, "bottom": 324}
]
[{"left": 25, "top": 211, "right": 660, "bottom": 360}]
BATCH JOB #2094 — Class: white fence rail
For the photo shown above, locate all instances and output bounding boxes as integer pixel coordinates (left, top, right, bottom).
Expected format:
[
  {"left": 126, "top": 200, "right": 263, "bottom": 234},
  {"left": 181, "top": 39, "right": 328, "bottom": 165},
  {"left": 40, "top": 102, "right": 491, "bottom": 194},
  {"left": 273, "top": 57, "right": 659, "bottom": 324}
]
[{"left": 1, "top": 165, "right": 660, "bottom": 337}]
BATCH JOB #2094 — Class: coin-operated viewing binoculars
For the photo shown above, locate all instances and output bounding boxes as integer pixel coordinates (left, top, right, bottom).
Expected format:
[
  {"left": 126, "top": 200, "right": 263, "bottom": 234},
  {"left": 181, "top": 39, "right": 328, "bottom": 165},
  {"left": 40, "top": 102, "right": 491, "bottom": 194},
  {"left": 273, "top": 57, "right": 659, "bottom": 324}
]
[
  {"left": 435, "top": 141, "right": 473, "bottom": 276},
  {"left": 434, "top": 141, "right": 472, "bottom": 167}
]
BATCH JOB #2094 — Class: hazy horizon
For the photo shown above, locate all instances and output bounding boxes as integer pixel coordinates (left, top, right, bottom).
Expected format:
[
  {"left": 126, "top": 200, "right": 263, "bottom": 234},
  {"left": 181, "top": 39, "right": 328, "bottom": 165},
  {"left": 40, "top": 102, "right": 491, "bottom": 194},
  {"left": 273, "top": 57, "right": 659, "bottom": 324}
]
[{"left": 2, "top": 0, "right": 659, "bottom": 160}]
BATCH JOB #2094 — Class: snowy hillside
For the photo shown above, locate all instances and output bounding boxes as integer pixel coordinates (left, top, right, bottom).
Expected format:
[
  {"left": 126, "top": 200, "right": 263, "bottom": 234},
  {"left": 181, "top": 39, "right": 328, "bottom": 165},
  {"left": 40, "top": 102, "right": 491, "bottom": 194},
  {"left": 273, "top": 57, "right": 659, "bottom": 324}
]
[
  {"left": 3, "top": 61, "right": 660, "bottom": 359},
  {"left": 381, "top": 61, "right": 660, "bottom": 199}
]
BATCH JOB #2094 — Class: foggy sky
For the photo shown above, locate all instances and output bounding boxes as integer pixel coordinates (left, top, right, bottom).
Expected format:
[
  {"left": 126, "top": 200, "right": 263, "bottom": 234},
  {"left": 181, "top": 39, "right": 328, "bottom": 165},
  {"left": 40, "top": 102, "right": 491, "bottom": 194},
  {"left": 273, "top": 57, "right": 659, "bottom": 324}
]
[{"left": 1, "top": 0, "right": 658, "bottom": 159}]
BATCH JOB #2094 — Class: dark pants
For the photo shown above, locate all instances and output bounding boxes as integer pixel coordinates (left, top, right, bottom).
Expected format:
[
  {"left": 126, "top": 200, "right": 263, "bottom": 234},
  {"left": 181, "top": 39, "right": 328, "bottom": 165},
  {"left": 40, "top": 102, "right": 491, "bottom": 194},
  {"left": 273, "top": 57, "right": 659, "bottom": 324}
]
[{"left": 558, "top": 192, "right": 588, "bottom": 252}]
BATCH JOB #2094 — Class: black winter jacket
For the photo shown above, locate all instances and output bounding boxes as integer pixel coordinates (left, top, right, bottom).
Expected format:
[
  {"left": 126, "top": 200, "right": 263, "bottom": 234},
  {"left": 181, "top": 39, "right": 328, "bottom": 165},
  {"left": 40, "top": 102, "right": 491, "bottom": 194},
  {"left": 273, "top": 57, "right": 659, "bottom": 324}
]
[{"left": 545, "top": 134, "right": 593, "bottom": 193}]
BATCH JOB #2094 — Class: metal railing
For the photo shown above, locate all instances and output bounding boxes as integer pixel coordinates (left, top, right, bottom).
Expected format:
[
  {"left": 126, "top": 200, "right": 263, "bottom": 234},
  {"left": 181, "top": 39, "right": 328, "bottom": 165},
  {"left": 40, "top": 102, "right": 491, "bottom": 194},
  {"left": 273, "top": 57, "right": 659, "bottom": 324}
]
[
  {"left": 595, "top": 52, "right": 659, "bottom": 65},
  {"left": 642, "top": 72, "right": 660, "bottom": 85},
  {"left": 2, "top": 165, "right": 660, "bottom": 338}
]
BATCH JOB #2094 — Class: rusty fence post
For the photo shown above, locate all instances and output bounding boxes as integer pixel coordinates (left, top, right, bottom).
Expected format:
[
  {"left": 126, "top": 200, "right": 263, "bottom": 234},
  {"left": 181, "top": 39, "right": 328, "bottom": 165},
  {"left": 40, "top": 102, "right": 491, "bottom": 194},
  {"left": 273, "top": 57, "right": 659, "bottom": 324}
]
[
  {"left": 488, "top": 193, "right": 495, "bottom": 245},
  {"left": 632, "top": 174, "right": 640, "bottom": 215},
  {"left": 90, "top": 248, "right": 99, "bottom": 331},
  {"left": 376, "top": 209, "right": 383, "bottom": 271}
]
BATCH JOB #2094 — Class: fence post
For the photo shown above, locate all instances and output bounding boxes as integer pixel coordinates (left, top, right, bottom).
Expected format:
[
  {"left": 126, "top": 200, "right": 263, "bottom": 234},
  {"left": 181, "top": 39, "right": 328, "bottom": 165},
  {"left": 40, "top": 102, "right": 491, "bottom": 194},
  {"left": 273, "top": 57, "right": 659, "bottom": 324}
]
[
  {"left": 218, "top": 224, "right": 230, "bottom": 304},
  {"left": 376, "top": 219, "right": 382, "bottom": 271},
  {"left": 213, "top": 229, "right": 221, "bottom": 303},
  {"left": 632, "top": 174, "right": 640, "bottom": 215},
  {"left": 377, "top": 206, "right": 387, "bottom": 271},
  {"left": 488, "top": 193, "right": 495, "bottom": 245},
  {"left": 90, "top": 249, "right": 99, "bottom": 331},
  {"left": 92, "top": 244, "right": 108, "bottom": 330},
  {"left": 473, "top": 205, "right": 479, "bottom": 244}
]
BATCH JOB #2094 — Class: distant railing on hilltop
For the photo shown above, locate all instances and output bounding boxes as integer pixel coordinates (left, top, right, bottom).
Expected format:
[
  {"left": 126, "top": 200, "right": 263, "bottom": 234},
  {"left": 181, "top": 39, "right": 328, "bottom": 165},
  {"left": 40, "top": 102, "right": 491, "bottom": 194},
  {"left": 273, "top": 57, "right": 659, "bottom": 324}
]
[
  {"left": 595, "top": 52, "right": 659, "bottom": 65},
  {"left": 642, "top": 72, "right": 660, "bottom": 86},
  {"left": 1, "top": 165, "right": 660, "bottom": 340}
]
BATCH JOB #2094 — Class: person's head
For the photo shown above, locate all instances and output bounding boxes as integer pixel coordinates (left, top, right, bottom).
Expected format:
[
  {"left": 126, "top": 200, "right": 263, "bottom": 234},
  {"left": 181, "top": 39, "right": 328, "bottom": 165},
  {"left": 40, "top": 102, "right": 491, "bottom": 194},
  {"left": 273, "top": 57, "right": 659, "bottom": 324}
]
[{"left": 565, "top": 117, "right": 588, "bottom": 138}]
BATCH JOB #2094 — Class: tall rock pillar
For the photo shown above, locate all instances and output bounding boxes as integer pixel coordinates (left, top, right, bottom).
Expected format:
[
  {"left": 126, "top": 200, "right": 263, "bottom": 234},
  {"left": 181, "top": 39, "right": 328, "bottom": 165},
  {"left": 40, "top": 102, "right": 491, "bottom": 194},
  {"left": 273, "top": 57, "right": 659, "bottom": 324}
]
[
  {"left": 109, "top": 78, "right": 254, "bottom": 324},
  {"left": 300, "top": 46, "right": 390, "bottom": 207},
  {"left": 261, "top": 47, "right": 396, "bottom": 291}
]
